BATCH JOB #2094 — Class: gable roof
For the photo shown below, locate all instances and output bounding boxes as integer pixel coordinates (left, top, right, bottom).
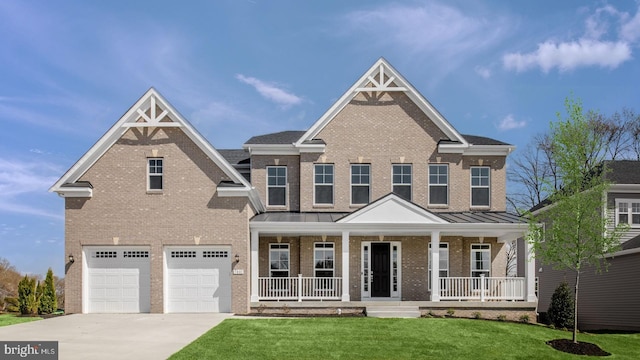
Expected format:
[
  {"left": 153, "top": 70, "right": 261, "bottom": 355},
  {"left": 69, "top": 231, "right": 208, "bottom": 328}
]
[
  {"left": 337, "top": 193, "right": 449, "bottom": 224},
  {"left": 49, "top": 88, "right": 265, "bottom": 212},
  {"left": 605, "top": 160, "right": 640, "bottom": 184},
  {"left": 245, "top": 131, "right": 305, "bottom": 145}
]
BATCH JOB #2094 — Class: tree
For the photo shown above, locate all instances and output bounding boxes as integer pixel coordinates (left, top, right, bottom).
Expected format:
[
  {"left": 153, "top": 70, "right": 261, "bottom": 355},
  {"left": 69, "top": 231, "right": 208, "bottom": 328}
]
[
  {"left": 0, "top": 258, "right": 22, "bottom": 298},
  {"left": 528, "top": 96, "right": 629, "bottom": 343},
  {"left": 548, "top": 282, "right": 574, "bottom": 329},
  {"left": 54, "top": 276, "right": 65, "bottom": 311},
  {"left": 505, "top": 240, "right": 517, "bottom": 277},
  {"left": 39, "top": 269, "right": 58, "bottom": 314},
  {"left": 18, "top": 275, "right": 38, "bottom": 315}
]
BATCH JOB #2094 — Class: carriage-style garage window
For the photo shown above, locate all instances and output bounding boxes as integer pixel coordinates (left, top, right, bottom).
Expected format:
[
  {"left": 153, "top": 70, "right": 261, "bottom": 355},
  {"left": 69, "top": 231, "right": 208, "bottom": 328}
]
[
  {"left": 267, "top": 166, "right": 287, "bottom": 206},
  {"left": 392, "top": 164, "right": 412, "bottom": 201},
  {"left": 471, "top": 166, "right": 490, "bottom": 207},
  {"left": 148, "top": 158, "right": 163, "bottom": 191}
]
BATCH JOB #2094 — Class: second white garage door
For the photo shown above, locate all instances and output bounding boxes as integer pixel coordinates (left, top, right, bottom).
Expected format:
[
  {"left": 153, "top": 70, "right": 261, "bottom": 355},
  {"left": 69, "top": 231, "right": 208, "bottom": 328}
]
[{"left": 165, "top": 247, "right": 232, "bottom": 313}]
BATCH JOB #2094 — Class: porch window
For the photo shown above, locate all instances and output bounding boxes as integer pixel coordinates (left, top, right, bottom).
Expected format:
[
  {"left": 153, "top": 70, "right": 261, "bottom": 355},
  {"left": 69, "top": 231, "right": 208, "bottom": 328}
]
[
  {"left": 314, "top": 164, "right": 334, "bottom": 205},
  {"left": 428, "top": 243, "right": 449, "bottom": 290},
  {"left": 616, "top": 200, "right": 640, "bottom": 227},
  {"left": 429, "top": 164, "right": 448, "bottom": 205},
  {"left": 269, "top": 243, "right": 289, "bottom": 277},
  {"left": 471, "top": 166, "right": 490, "bottom": 207},
  {"left": 267, "top": 166, "right": 287, "bottom": 206},
  {"left": 148, "top": 158, "right": 163, "bottom": 191},
  {"left": 392, "top": 164, "right": 412, "bottom": 201},
  {"left": 471, "top": 244, "right": 491, "bottom": 278},
  {"left": 351, "top": 164, "right": 370, "bottom": 205},
  {"left": 314, "top": 243, "right": 334, "bottom": 277}
]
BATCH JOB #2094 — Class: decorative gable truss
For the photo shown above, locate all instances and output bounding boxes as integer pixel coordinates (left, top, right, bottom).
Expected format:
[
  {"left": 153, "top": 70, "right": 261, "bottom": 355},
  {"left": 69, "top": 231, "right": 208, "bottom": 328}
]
[{"left": 49, "top": 88, "right": 265, "bottom": 212}]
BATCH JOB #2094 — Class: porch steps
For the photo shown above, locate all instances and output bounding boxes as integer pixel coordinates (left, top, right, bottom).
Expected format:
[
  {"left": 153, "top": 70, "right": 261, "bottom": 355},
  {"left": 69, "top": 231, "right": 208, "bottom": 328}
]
[{"left": 366, "top": 305, "right": 421, "bottom": 318}]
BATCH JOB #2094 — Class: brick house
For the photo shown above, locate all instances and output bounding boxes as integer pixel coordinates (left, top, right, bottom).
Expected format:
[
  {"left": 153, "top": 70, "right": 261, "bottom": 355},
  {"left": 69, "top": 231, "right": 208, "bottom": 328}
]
[{"left": 51, "top": 58, "right": 537, "bottom": 317}]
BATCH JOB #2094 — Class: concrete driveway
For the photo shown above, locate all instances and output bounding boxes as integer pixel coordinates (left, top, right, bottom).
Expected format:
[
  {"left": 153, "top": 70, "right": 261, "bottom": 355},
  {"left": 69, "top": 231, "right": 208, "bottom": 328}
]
[{"left": 0, "top": 313, "right": 232, "bottom": 359}]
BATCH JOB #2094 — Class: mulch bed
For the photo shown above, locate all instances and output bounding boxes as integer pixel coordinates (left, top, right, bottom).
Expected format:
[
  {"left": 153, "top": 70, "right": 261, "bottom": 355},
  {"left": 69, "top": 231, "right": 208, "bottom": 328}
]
[{"left": 547, "top": 339, "right": 610, "bottom": 356}]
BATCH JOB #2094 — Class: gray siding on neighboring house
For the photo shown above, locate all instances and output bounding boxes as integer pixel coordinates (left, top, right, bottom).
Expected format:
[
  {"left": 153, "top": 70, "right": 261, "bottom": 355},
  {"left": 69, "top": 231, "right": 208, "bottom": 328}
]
[{"left": 537, "top": 252, "right": 640, "bottom": 331}]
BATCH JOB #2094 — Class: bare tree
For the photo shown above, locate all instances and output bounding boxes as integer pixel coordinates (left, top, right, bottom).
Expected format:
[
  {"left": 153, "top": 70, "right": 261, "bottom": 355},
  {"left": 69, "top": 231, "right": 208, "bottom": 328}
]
[{"left": 505, "top": 240, "right": 517, "bottom": 277}]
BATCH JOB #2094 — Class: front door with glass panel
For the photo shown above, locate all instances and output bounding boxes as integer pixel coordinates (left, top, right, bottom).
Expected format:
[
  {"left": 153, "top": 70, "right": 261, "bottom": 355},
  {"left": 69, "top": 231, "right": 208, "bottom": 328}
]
[{"left": 361, "top": 242, "right": 401, "bottom": 299}]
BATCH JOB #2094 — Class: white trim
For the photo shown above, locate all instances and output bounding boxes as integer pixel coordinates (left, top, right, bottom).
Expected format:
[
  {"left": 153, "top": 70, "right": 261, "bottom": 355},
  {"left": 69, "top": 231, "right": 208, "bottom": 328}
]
[
  {"left": 243, "top": 144, "right": 298, "bottom": 155},
  {"left": 606, "top": 246, "right": 640, "bottom": 257},
  {"left": 614, "top": 198, "right": 640, "bottom": 228},
  {"left": 295, "top": 58, "right": 468, "bottom": 148},
  {"left": 313, "top": 163, "right": 334, "bottom": 206},
  {"left": 428, "top": 163, "right": 449, "bottom": 206},
  {"left": 147, "top": 157, "right": 163, "bottom": 192},
  {"left": 470, "top": 166, "right": 491, "bottom": 208},
  {"left": 266, "top": 166, "right": 287, "bottom": 208},
  {"left": 360, "top": 241, "right": 402, "bottom": 300},
  {"left": 56, "top": 187, "right": 93, "bottom": 198},
  {"left": 428, "top": 242, "right": 449, "bottom": 291},
  {"left": 350, "top": 164, "right": 371, "bottom": 206},
  {"left": 339, "top": 194, "right": 448, "bottom": 225},
  {"left": 610, "top": 184, "right": 640, "bottom": 193},
  {"left": 391, "top": 164, "right": 412, "bottom": 201},
  {"left": 49, "top": 88, "right": 265, "bottom": 213},
  {"left": 470, "top": 243, "right": 491, "bottom": 278},
  {"left": 269, "top": 243, "right": 290, "bottom": 278},
  {"left": 82, "top": 248, "right": 89, "bottom": 314},
  {"left": 313, "top": 242, "right": 335, "bottom": 278}
]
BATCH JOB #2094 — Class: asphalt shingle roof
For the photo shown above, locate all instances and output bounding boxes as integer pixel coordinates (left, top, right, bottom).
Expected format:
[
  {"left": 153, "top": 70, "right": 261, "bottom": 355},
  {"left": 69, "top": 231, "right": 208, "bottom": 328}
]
[
  {"left": 244, "top": 131, "right": 306, "bottom": 145},
  {"left": 604, "top": 160, "right": 640, "bottom": 184},
  {"left": 461, "top": 134, "right": 511, "bottom": 146},
  {"left": 218, "top": 149, "right": 250, "bottom": 165}
]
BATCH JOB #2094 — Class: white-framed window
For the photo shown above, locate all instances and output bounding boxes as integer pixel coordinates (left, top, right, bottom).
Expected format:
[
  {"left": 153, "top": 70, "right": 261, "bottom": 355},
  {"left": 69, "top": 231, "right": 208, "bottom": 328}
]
[
  {"left": 616, "top": 199, "right": 640, "bottom": 227},
  {"left": 148, "top": 158, "right": 163, "bottom": 191},
  {"left": 351, "top": 164, "right": 370, "bottom": 205},
  {"left": 314, "top": 164, "right": 334, "bottom": 205},
  {"left": 269, "top": 243, "right": 289, "bottom": 277},
  {"left": 471, "top": 244, "right": 491, "bottom": 278},
  {"left": 429, "top": 164, "right": 448, "bottom": 205},
  {"left": 471, "top": 166, "right": 490, "bottom": 207},
  {"left": 428, "top": 242, "right": 449, "bottom": 290},
  {"left": 392, "top": 164, "right": 412, "bottom": 201},
  {"left": 267, "top": 166, "right": 287, "bottom": 206},
  {"left": 314, "top": 243, "right": 334, "bottom": 278}
]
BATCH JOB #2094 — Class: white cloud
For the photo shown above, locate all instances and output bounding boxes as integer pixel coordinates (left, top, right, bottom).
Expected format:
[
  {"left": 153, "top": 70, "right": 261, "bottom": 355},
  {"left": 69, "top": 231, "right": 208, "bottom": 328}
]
[
  {"left": 503, "top": 39, "right": 631, "bottom": 72},
  {"left": 503, "top": 4, "right": 638, "bottom": 73},
  {"left": 342, "top": 2, "right": 510, "bottom": 82},
  {"left": 236, "top": 74, "right": 302, "bottom": 108},
  {"left": 496, "top": 114, "right": 526, "bottom": 131},
  {"left": 474, "top": 66, "right": 491, "bottom": 79}
]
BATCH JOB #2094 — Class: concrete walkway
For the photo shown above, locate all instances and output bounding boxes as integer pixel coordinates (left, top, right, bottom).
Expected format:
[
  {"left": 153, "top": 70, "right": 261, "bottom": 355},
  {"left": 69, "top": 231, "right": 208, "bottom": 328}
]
[{"left": 0, "top": 313, "right": 232, "bottom": 359}]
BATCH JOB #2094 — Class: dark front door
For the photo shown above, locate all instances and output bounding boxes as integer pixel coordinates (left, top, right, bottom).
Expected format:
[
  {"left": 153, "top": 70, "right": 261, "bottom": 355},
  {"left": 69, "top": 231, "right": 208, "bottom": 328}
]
[{"left": 371, "top": 243, "right": 390, "bottom": 297}]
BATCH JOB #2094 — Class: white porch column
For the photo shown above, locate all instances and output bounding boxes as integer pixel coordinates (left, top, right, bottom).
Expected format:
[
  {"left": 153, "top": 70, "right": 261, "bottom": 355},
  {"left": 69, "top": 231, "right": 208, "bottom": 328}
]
[
  {"left": 250, "top": 230, "right": 259, "bottom": 302},
  {"left": 525, "top": 239, "right": 537, "bottom": 302},
  {"left": 341, "top": 231, "right": 350, "bottom": 302},
  {"left": 430, "top": 231, "right": 440, "bottom": 302}
]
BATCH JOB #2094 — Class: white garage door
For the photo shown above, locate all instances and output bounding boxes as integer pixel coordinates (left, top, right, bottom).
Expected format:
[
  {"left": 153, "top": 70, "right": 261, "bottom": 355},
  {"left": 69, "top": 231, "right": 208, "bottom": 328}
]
[
  {"left": 165, "top": 247, "right": 231, "bottom": 313},
  {"left": 85, "top": 246, "right": 151, "bottom": 313}
]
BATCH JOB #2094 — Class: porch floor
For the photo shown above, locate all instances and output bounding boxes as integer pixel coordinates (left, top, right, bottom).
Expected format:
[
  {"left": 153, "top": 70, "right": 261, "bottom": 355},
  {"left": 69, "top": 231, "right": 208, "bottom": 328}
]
[{"left": 251, "top": 301, "right": 537, "bottom": 309}]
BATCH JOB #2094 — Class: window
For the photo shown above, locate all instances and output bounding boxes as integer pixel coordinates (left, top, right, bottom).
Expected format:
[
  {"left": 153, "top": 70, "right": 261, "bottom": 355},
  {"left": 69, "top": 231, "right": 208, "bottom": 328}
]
[
  {"left": 314, "top": 243, "right": 334, "bottom": 278},
  {"left": 429, "top": 164, "right": 448, "bottom": 205},
  {"left": 428, "top": 243, "right": 449, "bottom": 290},
  {"left": 471, "top": 166, "right": 490, "bottom": 207},
  {"left": 314, "top": 164, "right": 334, "bottom": 205},
  {"left": 616, "top": 199, "right": 640, "bottom": 227},
  {"left": 267, "top": 166, "right": 287, "bottom": 206},
  {"left": 148, "top": 158, "right": 163, "bottom": 191},
  {"left": 351, "top": 164, "right": 370, "bottom": 205},
  {"left": 392, "top": 164, "right": 412, "bottom": 201},
  {"left": 471, "top": 244, "right": 491, "bottom": 278},
  {"left": 269, "top": 244, "right": 289, "bottom": 277}
]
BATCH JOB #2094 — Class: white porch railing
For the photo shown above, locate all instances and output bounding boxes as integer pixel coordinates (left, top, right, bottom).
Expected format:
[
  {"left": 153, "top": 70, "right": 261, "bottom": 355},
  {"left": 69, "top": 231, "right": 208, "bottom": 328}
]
[
  {"left": 439, "top": 276, "right": 525, "bottom": 301},
  {"left": 258, "top": 275, "right": 342, "bottom": 301}
]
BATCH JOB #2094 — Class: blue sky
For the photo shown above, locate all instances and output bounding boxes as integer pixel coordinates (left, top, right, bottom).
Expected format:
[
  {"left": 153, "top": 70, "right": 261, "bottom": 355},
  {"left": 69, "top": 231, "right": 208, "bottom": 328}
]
[{"left": 1, "top": 0, "right": 639, "bottom": 277}]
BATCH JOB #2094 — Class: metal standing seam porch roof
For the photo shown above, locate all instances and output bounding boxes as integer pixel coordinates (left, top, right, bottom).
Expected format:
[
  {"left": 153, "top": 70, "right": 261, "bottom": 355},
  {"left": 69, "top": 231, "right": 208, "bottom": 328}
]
[{"left": 251, "top": 211, "right": 525, "bottom": 224}]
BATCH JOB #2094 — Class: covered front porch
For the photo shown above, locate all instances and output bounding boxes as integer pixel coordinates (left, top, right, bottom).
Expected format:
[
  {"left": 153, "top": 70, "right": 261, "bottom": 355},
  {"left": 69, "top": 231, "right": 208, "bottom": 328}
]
[{"left": 249, "top": 195, "right": 537, "bottom": 308}]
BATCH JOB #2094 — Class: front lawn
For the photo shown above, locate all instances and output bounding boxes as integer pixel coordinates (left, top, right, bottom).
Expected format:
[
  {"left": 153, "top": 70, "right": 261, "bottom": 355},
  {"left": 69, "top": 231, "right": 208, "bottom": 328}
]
[
  {"left": 0, "top": 313, "right": 42, "bottom": 327},
  {"left": 170, "top": 318, "right": 640, "bottom": 359}
]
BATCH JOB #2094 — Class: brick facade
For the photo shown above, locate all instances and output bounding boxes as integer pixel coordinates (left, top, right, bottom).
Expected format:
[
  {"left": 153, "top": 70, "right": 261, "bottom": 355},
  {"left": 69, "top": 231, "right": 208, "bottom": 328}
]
[{"left": 64, "top": 128, "right": 253, "bottom": 314}]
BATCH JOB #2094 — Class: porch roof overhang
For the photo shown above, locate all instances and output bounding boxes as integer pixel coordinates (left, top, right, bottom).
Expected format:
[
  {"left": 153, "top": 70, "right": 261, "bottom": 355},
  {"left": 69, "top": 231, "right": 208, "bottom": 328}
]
[{"left": 250, "top": 212, "right": 527, "bottom": 242}]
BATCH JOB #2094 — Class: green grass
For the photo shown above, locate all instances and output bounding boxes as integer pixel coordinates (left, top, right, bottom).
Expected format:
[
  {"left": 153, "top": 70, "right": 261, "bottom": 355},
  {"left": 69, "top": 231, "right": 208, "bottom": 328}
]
[
  {"left": 170, "top": 318, "right": 640, "bottom": 360},
  {"left": 0, "top": 313, "right": 42, "bottom": 327}
]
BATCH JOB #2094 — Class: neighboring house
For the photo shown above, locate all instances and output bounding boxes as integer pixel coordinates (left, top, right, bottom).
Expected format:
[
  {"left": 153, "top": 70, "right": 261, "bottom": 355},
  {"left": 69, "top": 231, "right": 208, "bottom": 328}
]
[
  {"left": 533, "top": 160, "right": 640, "bottom": 331},
  {"left": 50, "top": 58, "right": 537, "bottom": 317}
]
